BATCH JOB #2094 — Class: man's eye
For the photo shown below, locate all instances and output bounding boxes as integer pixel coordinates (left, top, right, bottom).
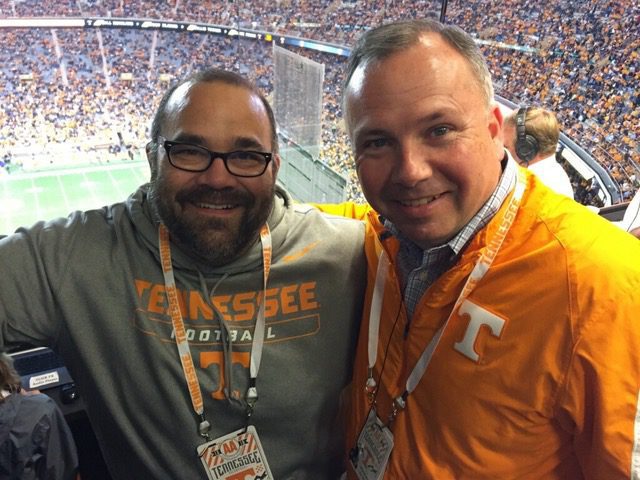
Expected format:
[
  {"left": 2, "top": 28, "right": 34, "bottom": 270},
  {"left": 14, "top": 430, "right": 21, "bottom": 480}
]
[
  {"left": 363, "top": 138, "right": 389, "bottom": 149},
  {"left": 173, "top": 145, "right": 207, "bottom": 156},
  {"left": 431, "top": 126, "right": 451, "bottom": 137}
]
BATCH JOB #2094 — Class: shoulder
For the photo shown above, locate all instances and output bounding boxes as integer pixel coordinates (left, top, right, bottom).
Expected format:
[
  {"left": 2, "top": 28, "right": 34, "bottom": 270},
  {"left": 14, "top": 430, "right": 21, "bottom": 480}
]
[
  {"left": 517, "top": 184, "right": 640, "bottom": 289},
  {"left": 293, "top": 203, "right": 365, "bottom": 224},
  {"left": 0, "top": 392, "right": 58, "bottom": 428},
  {"left": 285, "top": 201, "right": 367, "bottom": 237},
  {"left": 289, "top": 205, "right": 367, "bottom": 255},
  {"left": 15, "top": 392, "right": 59, "bottom": 413},
  {"left": 1, "top": 187, "right": 148, "bottom": 252}
]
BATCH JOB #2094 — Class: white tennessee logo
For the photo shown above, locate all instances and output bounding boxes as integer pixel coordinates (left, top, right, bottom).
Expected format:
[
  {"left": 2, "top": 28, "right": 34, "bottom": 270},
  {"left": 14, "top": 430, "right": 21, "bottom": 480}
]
[{"left": 453, "top": 300, "right": 506, "bottom": 362}]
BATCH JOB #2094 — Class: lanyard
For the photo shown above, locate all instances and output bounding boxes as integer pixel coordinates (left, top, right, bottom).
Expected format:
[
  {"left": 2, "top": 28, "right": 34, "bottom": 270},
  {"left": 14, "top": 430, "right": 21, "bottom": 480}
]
[
  {"left": 367, "top": 170, "right": 526, "bottom": 422},
  {"left": 158, "top": 223, "right": 272, "bottom": 439}
]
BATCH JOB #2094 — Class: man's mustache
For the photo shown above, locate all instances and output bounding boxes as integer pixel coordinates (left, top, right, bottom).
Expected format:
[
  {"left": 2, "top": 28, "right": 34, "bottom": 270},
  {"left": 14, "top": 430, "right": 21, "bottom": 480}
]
[{"left": 176, "top": 186, "right": 252, "bottom": 206}]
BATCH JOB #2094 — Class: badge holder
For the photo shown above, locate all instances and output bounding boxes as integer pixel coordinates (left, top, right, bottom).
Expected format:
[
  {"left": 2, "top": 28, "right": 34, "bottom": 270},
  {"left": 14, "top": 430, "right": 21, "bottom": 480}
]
[
  {"left": 350, "top": 409, "right": 394, "bottom": 480},
  {"left": 198, "top": 425, "right": 274, "bottom": 480}
]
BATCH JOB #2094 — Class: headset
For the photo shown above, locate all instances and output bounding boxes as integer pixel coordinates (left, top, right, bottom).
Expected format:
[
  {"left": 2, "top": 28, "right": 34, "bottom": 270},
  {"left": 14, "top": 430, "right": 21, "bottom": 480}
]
[{"left": 515, "top": 107, "right": 539, "bottom": 164}]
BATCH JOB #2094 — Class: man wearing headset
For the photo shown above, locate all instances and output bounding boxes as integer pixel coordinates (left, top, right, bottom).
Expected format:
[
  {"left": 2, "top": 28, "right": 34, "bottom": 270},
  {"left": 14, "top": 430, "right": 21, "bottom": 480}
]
[
  {"left": 503, "top": 106, "right": 575, "bottom": 199},
  {"left": 505, "top": 107, "right": 640, "bottom": 240}
]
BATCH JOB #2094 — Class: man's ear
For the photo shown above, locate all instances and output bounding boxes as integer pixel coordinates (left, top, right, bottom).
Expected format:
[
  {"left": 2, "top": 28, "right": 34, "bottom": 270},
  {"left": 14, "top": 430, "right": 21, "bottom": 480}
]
[
  {"left": 146, "top": 142, "right": 158, "bottom": 179},
  {"left": 488, "top": 103, "right": 505, "bottom": 160},
  {"left": 271, "top": 153, "right": 281, "bottom": 178}
]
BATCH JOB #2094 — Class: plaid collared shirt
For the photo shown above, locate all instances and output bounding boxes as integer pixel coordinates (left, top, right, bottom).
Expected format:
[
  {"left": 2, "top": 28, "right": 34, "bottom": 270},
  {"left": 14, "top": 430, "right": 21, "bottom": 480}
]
[{"left": 387, "top": 156, "right": 517, "bottom": 320}]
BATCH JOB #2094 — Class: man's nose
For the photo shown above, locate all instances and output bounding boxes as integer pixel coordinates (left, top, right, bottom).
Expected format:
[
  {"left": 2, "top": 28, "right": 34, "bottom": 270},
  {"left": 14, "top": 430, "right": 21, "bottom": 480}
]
[
  {"left": 391, "top": 142, "right": 433, "bottom": 187},
  {"left": 196, "top": 155, "right": 237, "bottom": 187}
]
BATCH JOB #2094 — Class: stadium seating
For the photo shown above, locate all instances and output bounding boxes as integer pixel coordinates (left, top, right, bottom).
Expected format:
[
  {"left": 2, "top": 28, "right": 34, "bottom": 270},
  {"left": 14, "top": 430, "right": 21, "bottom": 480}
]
[{"left": 0, "top": 0, "right": 638, "bottom": 204}]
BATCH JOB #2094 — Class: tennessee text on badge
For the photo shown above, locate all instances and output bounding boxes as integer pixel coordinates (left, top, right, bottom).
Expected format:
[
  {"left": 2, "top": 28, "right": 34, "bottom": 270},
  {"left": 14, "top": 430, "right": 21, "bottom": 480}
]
[{"left": 197, "top": 426, "right": 274, "bottom": 480}]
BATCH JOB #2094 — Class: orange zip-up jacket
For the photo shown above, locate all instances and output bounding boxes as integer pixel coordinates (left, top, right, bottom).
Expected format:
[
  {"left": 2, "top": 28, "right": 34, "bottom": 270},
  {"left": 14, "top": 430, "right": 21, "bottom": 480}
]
[{"left": 319, "top": 172, "right": 640, "bottom": 479}]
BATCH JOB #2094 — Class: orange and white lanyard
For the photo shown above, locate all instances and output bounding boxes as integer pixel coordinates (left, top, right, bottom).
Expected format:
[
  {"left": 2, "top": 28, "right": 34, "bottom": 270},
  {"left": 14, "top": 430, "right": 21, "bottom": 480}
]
[
  {"left": 367, "top": 170, "right": 526, "bottom": 421},
  {"left": 159, "top": 223, "right": 272, "bottom": 439}
]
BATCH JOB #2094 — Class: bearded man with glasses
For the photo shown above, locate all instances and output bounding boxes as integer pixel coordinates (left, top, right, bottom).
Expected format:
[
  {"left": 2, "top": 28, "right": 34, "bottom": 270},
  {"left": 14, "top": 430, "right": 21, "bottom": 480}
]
[{"left": 0, "top": 68, "right": 367, "bottom": 480}]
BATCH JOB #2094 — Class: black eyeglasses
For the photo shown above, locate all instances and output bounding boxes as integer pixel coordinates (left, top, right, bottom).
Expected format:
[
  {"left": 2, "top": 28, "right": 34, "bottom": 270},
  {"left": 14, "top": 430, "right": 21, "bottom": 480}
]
[{"left": 158, "top": 136, "right": 273, "bottom": 177}]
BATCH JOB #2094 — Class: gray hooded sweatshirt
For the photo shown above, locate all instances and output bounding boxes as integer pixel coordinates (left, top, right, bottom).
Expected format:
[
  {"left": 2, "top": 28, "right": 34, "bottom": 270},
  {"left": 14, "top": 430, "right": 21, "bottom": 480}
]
[{"left": 0, "top": 184, "right": 367, "bottom": 479}]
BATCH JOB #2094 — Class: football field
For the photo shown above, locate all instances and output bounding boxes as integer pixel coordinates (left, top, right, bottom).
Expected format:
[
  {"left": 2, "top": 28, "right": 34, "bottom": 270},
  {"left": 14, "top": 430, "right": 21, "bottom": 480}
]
[{"left": 0, "top": 162, "right": 151, "bottom": 235}]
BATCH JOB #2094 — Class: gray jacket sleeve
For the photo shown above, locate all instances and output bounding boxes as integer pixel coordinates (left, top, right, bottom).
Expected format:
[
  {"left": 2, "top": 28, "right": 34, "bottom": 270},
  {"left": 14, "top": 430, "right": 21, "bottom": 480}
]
[{"left": 0, "top": 217, "right": 80, "bottom": 347}]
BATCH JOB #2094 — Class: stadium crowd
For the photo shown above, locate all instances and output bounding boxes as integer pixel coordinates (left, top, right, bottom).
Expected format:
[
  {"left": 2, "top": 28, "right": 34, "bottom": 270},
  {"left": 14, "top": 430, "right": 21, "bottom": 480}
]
[{"left": 0, "top": 0, "right": 638, "bottom": 204}]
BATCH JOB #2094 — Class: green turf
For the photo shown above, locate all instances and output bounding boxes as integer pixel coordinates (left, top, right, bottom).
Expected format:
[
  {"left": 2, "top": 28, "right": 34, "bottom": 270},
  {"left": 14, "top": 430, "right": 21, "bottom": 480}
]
[{"left": 0, "top": 162, "right": 151, "bottom": 235}]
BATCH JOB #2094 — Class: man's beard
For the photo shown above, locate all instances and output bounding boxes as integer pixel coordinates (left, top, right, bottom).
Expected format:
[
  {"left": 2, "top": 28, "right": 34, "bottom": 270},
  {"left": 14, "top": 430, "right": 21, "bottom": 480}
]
[{"left": 148, "top": 179, "right": 275, "bottom": 267}]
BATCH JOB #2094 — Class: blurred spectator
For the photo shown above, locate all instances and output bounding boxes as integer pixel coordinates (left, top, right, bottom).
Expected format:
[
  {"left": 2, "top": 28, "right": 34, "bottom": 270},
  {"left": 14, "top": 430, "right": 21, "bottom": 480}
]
[
  {"left": 504, "top": 106, "right": 574, "bottom": 198},
  {"left": 0, "top": 351, "right": 78, "bottom": 480}
]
